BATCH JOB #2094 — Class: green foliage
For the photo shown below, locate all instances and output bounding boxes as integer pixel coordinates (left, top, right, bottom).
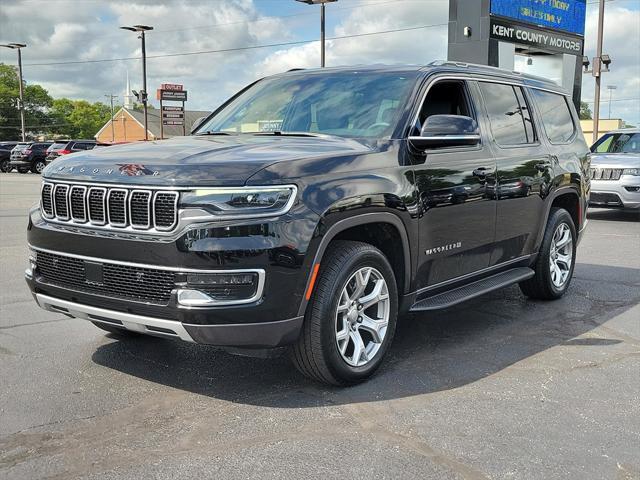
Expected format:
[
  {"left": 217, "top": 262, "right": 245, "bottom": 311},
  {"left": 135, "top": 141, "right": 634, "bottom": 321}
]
[
  {"left": 50, "top": 98, "right": 113, "bottom": 139},
  {"left": 0, "top": 63, "right": 53, "bottom": 140},
  {"left": 0, "top": 63, "right": 113, "bottom": 140},
  {"left": 579, "top": 101, "right": 592, "bottom": 120}
]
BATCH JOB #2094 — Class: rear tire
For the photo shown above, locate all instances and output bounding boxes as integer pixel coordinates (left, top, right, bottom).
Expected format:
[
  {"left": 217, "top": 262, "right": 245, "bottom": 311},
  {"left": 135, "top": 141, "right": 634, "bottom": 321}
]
[
  {"left": 18, "top": 167, "right": 29, "bottom": 174},
  {"left": 519, "top": 207, "right": 576, "bottom": 300},
  {"left": 91, "top": 321, "right": 140, "bottom": 337},
  {"left": 291, "top": 240, "right": 398, "bottom": 386},
  {"left": 0, "top": 159, "right": 10, "bottom": 173}
]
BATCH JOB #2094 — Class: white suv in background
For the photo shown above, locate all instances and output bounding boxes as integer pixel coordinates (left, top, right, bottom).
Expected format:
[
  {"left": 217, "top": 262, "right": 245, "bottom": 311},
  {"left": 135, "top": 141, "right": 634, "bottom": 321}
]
[{"left": 589, "top": 129, "right": 640, "bottom": 210}]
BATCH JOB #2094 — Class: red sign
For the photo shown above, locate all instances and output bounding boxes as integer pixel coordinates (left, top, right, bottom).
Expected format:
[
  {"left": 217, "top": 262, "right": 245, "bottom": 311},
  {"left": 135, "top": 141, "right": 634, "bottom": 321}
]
[{"left": 160, "top": 83, "right": 183, "bottom": 91}]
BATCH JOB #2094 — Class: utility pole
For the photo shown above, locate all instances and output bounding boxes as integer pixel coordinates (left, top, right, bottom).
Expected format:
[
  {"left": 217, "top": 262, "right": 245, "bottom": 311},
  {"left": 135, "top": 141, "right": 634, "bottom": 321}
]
[
  {"left": 120, "top": 25, "right": 153, "bottom": 140},
  {"left": 592, "top": 0, "right": 605, "bottom": 144},
  {"left": 1, "top": 43, "right": 27, "bottom": 141},
  {"left": 104, "top": 94, "right": 118, "bottom": 142},
  {"left": 295, "top": 0, "right": 337, "bottom": 68}
]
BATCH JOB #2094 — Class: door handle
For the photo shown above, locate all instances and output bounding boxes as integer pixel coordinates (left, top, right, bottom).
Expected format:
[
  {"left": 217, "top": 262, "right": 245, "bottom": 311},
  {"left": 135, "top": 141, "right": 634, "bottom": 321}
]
[{"left": 473, "top": 167, "right": 491, "bottom": 177}]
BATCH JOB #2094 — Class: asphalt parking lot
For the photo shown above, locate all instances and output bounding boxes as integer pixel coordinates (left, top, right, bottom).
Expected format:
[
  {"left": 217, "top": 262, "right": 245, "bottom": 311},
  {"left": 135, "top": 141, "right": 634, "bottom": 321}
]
[{"left": 0, "top": 172, "right": 638, "bottom": 480}]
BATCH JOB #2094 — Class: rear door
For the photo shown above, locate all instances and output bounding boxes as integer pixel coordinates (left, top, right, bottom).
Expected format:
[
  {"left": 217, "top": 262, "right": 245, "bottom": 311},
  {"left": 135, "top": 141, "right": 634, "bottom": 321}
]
[{"left": 476, "top": 81, "right": 551, "bottom": 265}]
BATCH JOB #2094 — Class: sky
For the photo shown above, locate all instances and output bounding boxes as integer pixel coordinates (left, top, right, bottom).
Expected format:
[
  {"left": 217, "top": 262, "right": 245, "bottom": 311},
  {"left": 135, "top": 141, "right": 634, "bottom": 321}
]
[{"left": 1, "top": 0, "right": 639, "bottom": 126}]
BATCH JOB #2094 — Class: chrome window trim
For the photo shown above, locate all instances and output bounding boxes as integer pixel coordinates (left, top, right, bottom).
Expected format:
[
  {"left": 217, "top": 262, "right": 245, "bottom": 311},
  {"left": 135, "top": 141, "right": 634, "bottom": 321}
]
[
  {"left": 40, "top": 182, "right": 55, "bottom": 218},
  {"left": 153, "top": 191, "right": 179, "bottom": 231},
  {"left": 53, "top": 184, "right": 70, "bottom": 220},
  {"left": 107, "top": 188, "right": 129, "bottom": 227},
  {"left": 88, "top": 187, "right": 107, "bottom": 225},
  {"left": 69, "top": 185, "right": 88, "bottom": 222},
  {"left": 408, "top": 74, "right": 570, "bottom": 139},
  {"left": 129, "top": 189, "right": 152, "bottom": 229}
]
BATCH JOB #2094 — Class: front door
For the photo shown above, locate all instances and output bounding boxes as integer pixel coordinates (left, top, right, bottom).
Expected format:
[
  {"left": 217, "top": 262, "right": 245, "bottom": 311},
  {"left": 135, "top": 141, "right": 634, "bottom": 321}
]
[{"left": 412, "top": 79, "right": 497, "bottom": 291}]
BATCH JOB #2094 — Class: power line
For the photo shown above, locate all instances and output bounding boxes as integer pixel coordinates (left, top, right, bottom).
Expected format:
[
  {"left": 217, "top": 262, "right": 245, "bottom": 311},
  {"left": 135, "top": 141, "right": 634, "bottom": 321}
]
[
  {"left": 23, "top": 22, "right": 448, "bottom": 67},
  {"left": 582, "top": 97, "right": 640, "bottom": 103}
]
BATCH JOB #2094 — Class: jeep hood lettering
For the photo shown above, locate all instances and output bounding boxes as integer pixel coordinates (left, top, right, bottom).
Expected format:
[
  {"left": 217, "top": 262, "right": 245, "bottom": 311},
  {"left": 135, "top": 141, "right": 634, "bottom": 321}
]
[{"left": 42, "top": 135, "right": 374, "bottom": 186}]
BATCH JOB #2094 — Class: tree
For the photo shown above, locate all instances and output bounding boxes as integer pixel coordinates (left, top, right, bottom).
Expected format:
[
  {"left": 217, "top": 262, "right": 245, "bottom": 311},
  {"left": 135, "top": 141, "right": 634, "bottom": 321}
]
[
  {"left": 49, "top": 99, "right": 113, "bottom": 139},
  {"left": 0, "top": 63, "right": 53, "bottom": 140},
  {"left": 579, "top": 101, "right": 592, "bottom": 120}
]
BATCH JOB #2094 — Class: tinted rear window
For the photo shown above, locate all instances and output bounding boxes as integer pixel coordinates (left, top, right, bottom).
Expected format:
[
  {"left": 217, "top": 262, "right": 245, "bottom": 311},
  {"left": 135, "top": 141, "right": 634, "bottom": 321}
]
[
  {"left": 50, "top": 142, "right": 69, "bottom": 149},
  {"left": 531, "top": 90, "right": 575, "bottom": 144},
  {"left": 479, "top": 82, "right": 535, "bottom": 146}
]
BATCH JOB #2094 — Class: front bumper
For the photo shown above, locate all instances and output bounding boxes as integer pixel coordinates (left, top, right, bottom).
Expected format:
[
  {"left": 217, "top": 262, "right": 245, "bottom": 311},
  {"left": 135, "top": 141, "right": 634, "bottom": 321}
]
[
  {"left": 34, "top": 293, "right": 303, "bottom": 347},
  {"left": 9, "top": 159, "right": 30, "bottom": 168},
  {"left": 27, "top": 202, "right": 320, "bottom": 347},
  {"left": 589, "top": 176, "right": 640, "bottom": 209}
]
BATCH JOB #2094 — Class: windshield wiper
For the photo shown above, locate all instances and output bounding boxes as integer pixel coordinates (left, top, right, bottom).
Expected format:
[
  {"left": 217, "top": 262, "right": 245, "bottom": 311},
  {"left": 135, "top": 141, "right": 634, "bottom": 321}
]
[
  {"left": 196, "top": 131, "right": 236, "bottom": 136},
  {"left": 252, "top": 131, "right": 324, "bottom": 137}
]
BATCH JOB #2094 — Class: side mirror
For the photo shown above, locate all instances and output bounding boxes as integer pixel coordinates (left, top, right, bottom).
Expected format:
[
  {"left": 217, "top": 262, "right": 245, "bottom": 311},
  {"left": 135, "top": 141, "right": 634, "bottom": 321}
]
[
  {"left": 190, "top": 116, "right": 208, "bottom": 134},
  {"left": 409, "top": 114, "right": 481, "bottom": 150}
]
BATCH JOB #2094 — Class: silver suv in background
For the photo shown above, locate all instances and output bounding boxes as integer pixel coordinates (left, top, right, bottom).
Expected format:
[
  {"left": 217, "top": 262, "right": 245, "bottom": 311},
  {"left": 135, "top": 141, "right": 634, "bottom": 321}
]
[{"left": 589, "top": 129, "right": 640, "bottom": 210}]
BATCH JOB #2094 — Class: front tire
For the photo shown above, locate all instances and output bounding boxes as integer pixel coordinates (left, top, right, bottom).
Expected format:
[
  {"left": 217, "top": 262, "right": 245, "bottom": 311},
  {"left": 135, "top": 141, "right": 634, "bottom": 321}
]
[
  {"left": 291, "top": 240, "right": 398, "bottom": 386},
  {"left": 520, "top": 207, "right": 577, "bottom": 300},
  {"left": 0, "top": 159, "right": 11, "bottom": 173},
  {"left": 18, "top": 167, "right": 29, "bottom": 174},
  {"left": 31, "top": 160, "right": 46, "bottom": 174}
]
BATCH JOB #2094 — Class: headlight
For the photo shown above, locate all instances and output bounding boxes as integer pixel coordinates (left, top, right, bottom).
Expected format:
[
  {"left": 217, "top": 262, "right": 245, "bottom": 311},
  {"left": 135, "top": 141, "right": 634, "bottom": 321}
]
[
  {"left": 622, "top": 168, "right": 640, "bottom": 176},
  {"left": 180, "top": 186, "right": 297, "bottom": 218}
]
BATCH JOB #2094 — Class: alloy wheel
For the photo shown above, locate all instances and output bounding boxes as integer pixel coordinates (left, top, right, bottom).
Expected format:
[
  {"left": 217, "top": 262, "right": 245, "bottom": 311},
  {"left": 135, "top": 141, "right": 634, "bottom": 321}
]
[
  {"left": 549, "top": 222, "right": 573, "bottom": 288},
  {"left": 335, "top": 266, "right": 390, "bottom": 367},
  {"left": 35, "top": 161, "right": 45, "bottom": 173}
]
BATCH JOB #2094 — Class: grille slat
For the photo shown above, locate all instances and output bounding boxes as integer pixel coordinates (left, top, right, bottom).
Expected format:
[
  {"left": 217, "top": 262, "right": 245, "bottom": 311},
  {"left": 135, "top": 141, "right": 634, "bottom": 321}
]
[
  {"left": 41, "top": 183, "right": 178, "bottom": 232},
  {"left": 590, "top": 168, "right": 623, "bottom": 181},
  {"left": 70, "top": 186, "right": 87, "bottom": 222},
  {"left": 54, "top": 185, "right": 69, "bottom": 219},
  {"left": 154, "top": 192, "right": 178, "bottom": 230},
  {"left": 36, "top": 251, "right": 175, "bottom": 305},
  {"left": 130, "top": 190, "right": 151, "bottom": 228}
]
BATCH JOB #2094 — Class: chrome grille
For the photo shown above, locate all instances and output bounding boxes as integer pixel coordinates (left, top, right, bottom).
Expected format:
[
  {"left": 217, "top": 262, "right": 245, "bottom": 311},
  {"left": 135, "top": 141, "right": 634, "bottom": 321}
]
[
  {"left": 42, "top": 182, "right": 179, "bottom": 232},
  {"left": 590, "top": 168, "right": 623, "bottom": 180},
  {"left": 35, "top": 250, "right": 176, "bottom": 305}
]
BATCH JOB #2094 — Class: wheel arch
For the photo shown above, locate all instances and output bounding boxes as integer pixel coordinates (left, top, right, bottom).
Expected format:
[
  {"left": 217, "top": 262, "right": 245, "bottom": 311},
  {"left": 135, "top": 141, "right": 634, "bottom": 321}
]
[
  {"left": 536, "top": 187, "right": 583, "bottom": 249},
  {"left": 297, "top": 212, "right": 412, "bottom": 317}
]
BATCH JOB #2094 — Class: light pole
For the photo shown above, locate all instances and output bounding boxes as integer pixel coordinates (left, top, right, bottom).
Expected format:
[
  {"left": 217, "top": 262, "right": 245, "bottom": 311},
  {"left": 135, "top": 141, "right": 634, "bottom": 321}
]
[
  {"left": 104, "top": 94, "right": 118, "bottom": 142},
  {"left": 606, "top": 85, "right": 617, "bottom": 119},
  {"left": 1, "top": 43, "right": 27, "bottom": 141},
  {"left": 120, "top": 25, "right": 153, "bottom": 140},
  {"left": 295, "top": 0, "right": 337, "bottom": 68}
]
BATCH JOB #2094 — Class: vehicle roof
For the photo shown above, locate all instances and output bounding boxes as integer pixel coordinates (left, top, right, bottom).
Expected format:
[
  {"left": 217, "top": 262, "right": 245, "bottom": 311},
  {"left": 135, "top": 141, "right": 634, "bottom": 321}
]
[
  {"left": 273, "top": 61, "right": 567, "bottom": 95},
  {"left": 53, "top": 139, "right": 97, "bottom": 143}
]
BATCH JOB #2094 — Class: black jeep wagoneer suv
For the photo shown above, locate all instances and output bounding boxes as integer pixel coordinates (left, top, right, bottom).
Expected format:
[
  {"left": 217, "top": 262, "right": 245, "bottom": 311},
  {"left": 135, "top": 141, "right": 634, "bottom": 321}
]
[{"left": 26, "top": 63, "right": 590, "bottom": 385}]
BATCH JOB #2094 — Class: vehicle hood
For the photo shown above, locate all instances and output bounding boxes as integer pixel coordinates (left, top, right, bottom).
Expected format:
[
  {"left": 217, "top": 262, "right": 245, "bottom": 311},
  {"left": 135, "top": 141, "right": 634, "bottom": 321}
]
[
  {"left": 42, "top": 135, "right": 375, "bottom": 186},
  {"left": 590, "top": 153, "right": 640, "bottom": 168}
]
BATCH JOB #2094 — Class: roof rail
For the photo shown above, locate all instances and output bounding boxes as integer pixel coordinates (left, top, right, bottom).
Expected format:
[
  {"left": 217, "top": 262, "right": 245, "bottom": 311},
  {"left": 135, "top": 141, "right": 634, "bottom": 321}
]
[{"left": 287, "top": 68, "right": 305, "bottom": 72}]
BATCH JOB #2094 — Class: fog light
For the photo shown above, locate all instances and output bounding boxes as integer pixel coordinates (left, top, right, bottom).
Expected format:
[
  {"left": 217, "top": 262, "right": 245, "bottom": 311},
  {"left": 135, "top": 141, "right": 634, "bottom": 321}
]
[
  {"left": 25, "top": 249, "right": 37, "bottom": 278},
  {"left": 177, "top": 271, "right": 265, "bottom": 306}
]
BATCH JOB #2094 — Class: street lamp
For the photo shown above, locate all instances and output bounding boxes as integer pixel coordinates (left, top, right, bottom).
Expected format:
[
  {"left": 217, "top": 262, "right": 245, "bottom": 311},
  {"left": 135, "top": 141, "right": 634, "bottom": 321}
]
[
  {"left": 295, "top": 0, "right": 337, "bottom": 68},
  {"left": 0, "top": 43, "right": 27, "bottom": 141},
  {"left": 606, "top": 85, "right": 617, "bottom": 119},
  {"left": 120, "top": 25, "right": 153, "bottom": 140}
]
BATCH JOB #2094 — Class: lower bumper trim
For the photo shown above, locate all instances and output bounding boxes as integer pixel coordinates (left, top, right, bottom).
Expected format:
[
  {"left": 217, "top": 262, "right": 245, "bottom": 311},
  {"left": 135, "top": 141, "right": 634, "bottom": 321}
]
[
  {"left": 35, "top": 293, "right": 304, "bottom": 348},
  {"left": 36, "top": 294, "right": 196, "bottom": 342}
]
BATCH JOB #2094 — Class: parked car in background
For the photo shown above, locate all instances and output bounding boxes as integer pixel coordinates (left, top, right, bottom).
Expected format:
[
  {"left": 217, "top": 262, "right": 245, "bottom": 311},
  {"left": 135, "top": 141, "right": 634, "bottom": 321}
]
[
  {"left": 9, "top": 142, "right": 52, "bottom": 174},
  {"left": 0, "top": 141, "right": 20, "bottom": 173},
  {"left": 46, "top": 139, "right": 98, "bottom": 164},
  {"left": 589, "top": 128, "right": 640, "bottom": 210}
]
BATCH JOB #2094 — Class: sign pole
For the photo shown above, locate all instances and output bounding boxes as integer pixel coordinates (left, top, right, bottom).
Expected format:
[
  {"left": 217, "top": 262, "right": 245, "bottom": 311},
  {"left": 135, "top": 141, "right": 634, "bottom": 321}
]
[
  {"left": 160, "top": 97, "right": 164, "bottom": 140},
  {"left": 592, "top": 0, "right": 605, "bottom": 144}
]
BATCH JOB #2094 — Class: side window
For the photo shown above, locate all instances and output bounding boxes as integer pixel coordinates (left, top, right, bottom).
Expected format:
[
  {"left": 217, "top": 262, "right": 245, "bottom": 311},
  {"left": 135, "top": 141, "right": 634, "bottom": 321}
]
[
  {"left": 530, "top": 89, "right": 575, "bottom": 144},
  {"left": 417, "top": 80, "right": 474, "bottom": 133},
  {"left": 479, "top": 82, "right": 535, "bottom": 146}
]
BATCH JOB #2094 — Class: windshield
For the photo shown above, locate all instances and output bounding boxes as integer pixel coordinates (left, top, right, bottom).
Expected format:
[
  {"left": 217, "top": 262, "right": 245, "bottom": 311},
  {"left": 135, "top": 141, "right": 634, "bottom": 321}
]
[
  {"left": 197, "top": 71, "right": 418, "bottom": 139},
  {"left": 592, "top": 132, "right": 640, "bottom": 154}
]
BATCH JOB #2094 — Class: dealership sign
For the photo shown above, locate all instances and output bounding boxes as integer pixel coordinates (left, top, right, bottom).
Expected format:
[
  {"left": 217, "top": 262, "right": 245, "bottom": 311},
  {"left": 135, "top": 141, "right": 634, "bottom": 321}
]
[
  {"left": 160, "top": 83, "right": 183, "bottom": 91},
  {"left": 490, "top": 0, "right": 586, "bottom": 36},
  {"left": 490, "top": 18, "right": 583, "bottom": 55}
]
